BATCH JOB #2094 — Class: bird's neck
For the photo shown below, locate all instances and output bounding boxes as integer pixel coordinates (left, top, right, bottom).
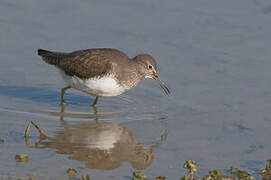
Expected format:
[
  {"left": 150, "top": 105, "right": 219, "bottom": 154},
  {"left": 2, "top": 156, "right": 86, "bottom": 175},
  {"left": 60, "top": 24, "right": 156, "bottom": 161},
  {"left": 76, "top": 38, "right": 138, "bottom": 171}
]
[{"left": 117, "top": 60, "right": 145, "bottom": 89}]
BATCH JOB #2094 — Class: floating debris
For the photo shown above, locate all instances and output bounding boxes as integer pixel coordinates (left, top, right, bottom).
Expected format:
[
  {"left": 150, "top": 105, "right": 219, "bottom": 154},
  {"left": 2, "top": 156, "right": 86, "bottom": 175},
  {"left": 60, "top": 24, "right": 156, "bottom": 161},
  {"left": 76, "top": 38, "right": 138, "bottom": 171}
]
[
  {"left": 208, "top": 170, "right": 222, "bottom": 180},
  {"left": 181, "top": 176, "right": 189, "bottom": 180},
  {"left": 17, "top": 178, "right": 34, "bottom": 180},
  {"left": 80, "top": 175, "right": 91, "bottom": 180},
  {"left": 182, "top": 161, "right": 239, "bottom": 180},
  {"left": 155, "top": 176, "right": 166, "bottom": 180},
  {"left": 184, "top": 160, "right": 197, "bottom": 180},
  {"left": 133, "top": 171, "right": 147, "bottom": 180},
  {"left": 15, "top": 154, "right": 29, "bottom": 163},
  {"left": 0, "top": 138, "right": 4, "bottom": 144},
  {"left": 230, "top": 166, "right": 255, "bottom": 180},
  {"left": 8, "top": 157, "right": 271, "bottom": 180},
  {"left": 204, "top": 170, "right": 234, "bottom": 180},
  {"left": 66, "top": 168, "right": 78, "bottom": 178},
  {"left": 259, "top": 159, "right": 271, "bottom": 180}
]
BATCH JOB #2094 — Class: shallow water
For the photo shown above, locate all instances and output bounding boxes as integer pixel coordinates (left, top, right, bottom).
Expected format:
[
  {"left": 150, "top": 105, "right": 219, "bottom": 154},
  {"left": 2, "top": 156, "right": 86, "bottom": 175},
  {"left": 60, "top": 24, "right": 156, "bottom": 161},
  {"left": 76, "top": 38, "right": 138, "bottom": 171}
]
[{"left": 1, "top": 0, "right": 271, "bottom": 179}]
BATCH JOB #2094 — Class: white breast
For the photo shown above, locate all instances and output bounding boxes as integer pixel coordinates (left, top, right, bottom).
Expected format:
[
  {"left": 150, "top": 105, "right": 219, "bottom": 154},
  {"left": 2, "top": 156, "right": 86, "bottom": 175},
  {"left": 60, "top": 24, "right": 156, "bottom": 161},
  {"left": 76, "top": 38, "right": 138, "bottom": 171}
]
[{"left": 59, "top": 70, "right": 126, "bottom": 97}]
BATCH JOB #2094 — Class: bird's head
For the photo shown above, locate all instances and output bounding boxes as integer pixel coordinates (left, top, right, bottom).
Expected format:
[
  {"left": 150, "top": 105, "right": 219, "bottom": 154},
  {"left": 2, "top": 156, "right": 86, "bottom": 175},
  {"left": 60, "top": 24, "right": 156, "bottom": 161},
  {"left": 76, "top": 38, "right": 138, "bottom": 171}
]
[{"left": 133, "top": 54, "right": 170, "bottom": 95}]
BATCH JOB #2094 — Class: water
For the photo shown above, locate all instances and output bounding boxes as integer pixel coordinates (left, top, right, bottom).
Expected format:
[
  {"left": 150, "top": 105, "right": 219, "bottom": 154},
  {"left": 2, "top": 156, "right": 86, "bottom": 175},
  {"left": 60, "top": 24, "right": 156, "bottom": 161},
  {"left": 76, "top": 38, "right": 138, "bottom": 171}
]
[{"left": 1, "top": 0, "right": 271, "bottom": 179}]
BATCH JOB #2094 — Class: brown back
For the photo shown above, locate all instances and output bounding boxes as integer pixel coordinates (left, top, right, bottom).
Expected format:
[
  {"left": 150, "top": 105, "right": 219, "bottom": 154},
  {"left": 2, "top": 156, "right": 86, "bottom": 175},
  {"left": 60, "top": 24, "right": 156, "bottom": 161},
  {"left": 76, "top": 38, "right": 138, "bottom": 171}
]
[{"left": 38, "top": 48, "right": 130, "bottom": 79}]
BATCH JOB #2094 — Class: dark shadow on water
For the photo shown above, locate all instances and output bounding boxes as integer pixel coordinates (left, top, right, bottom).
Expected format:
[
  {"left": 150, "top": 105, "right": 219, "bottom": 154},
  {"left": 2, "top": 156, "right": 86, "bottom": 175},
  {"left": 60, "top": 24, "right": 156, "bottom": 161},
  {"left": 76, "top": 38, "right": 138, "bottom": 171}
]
[{"left": 0, "top": 85, "right": 93, "bottom": 106}]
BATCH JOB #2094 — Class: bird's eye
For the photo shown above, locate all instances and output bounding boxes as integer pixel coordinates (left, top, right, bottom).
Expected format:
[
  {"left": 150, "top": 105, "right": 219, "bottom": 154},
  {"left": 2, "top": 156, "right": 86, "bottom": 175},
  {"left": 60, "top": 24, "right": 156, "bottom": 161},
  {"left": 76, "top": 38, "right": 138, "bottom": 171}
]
[{"left": 148, "top": 65, "right": 153, "bottom": 69}]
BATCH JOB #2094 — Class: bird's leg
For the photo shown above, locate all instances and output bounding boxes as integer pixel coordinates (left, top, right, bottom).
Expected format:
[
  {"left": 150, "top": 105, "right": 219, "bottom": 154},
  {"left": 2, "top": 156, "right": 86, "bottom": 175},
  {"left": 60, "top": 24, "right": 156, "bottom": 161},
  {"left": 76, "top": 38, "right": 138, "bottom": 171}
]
[
  {"left": 61, "top": 86, "right": 71, "bottom": 105},
  {"left": 92, "top": 96, "right": 99, "bottom": 107}
]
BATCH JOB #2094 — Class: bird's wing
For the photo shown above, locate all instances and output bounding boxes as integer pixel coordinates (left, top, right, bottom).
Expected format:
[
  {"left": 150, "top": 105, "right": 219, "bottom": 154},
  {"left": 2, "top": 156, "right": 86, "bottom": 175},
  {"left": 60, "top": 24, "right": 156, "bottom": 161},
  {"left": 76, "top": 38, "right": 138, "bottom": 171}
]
[{"left": 38, "top": 48, "right": 129, "bottom": 79}]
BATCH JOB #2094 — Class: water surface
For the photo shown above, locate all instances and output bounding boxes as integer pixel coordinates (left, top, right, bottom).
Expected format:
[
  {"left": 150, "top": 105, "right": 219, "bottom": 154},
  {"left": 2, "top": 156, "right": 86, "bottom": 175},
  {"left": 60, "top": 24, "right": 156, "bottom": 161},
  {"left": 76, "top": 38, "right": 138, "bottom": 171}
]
[{"left": 1, "top": 0, "right": 271, "bottom": 179}]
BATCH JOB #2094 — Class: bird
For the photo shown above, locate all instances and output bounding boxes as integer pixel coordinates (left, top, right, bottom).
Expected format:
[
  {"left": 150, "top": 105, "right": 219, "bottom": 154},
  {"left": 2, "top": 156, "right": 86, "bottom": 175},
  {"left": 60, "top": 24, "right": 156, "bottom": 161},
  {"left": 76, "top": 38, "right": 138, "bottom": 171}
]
[{"left": 37, "top": 48, "right": 170, "bottom": 107}]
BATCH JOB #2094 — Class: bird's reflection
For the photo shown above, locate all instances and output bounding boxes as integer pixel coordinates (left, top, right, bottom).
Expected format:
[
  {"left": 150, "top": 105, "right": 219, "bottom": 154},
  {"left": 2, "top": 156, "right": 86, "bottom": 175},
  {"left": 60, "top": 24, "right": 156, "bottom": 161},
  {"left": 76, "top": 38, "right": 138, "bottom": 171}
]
[{"left": 25, "top": 104, "right": 167, "bottom": 170}]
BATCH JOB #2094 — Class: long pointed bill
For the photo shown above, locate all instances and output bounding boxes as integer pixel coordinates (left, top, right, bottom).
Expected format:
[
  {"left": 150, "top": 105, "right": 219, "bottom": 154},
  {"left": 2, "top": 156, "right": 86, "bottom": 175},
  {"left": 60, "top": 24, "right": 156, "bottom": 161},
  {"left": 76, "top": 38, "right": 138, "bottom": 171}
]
[{"left": 153, "top": 74, "right": 170, "bottom": 95}]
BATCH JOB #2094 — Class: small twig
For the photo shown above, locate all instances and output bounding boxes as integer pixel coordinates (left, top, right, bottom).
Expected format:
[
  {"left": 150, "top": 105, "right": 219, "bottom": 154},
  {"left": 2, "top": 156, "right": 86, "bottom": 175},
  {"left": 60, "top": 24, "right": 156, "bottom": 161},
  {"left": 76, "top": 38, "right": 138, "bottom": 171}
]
[
  {"left": 24, "top": 121, "right": 48, "bottom": 140},
  {"left": 184, "top": 160, "right": 197, "bottom": 180}
]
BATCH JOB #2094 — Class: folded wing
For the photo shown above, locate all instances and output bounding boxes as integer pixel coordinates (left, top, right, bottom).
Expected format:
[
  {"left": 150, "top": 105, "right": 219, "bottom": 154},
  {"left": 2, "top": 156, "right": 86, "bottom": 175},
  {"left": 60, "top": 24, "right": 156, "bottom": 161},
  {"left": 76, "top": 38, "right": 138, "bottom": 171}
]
[{"left": 38, "top": 48, "right": 129, "bottom": 79}]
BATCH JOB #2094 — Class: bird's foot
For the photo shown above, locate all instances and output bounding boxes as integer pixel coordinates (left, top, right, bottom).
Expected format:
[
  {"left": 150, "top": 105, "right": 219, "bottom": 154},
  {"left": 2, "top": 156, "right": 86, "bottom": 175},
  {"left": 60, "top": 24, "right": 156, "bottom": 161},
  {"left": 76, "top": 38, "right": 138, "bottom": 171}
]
[
  {"left": 91, "top": 103, "right": 98, "bottom": 116},
  {"left": 61, "top": 101, "right": 67, "bottom": 107}
]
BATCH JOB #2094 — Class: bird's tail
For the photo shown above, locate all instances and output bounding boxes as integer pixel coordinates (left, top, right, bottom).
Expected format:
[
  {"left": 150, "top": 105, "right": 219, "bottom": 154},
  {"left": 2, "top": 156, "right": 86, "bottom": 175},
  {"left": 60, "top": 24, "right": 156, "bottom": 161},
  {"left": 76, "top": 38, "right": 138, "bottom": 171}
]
[{"left": 37, "top": 49, "right": 67, "bottom": 65}]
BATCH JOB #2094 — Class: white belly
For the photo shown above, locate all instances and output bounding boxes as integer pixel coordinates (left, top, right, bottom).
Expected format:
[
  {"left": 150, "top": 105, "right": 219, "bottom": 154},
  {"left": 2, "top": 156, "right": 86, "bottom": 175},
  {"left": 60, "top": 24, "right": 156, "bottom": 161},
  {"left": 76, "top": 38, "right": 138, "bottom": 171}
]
[{"left": 59, "top": 71, "right": 126, "bottom": 97}]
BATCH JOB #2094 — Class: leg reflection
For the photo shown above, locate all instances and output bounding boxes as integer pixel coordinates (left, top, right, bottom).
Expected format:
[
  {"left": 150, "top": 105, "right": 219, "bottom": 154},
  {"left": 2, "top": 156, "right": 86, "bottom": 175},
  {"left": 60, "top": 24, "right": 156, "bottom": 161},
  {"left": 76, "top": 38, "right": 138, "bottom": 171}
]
[
  {"left": 60, "top": 102, "right": 66, "bottom": 121},
  {"left": 59, "top": 99, "right": 99, "bottom": 122},
  {"left": 93, "top": 105, "right": 99, "bottom": 122}
]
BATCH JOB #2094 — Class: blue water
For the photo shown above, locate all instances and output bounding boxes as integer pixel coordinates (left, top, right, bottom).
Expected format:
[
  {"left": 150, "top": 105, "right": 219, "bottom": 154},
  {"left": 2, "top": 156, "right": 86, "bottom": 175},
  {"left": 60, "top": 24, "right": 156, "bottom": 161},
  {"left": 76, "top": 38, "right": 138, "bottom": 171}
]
[{"left": 1, "top": 0, "right": 271, "bottom": 179}]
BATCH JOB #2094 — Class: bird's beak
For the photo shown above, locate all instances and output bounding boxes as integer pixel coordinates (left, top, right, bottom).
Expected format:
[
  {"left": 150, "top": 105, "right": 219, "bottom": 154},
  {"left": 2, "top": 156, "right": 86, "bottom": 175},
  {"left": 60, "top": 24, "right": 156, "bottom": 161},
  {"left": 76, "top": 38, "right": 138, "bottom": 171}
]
[{"left": 153, "top": 73, "right": 170, "bottom": 95}]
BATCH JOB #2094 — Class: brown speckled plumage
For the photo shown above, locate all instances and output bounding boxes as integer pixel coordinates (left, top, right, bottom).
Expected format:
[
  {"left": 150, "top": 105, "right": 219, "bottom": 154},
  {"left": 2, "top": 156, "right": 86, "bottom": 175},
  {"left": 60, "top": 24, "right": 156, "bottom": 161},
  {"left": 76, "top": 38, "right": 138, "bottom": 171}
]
[
  {"left": 37, "top": 48, "right": 169, "bottom": 106},
  {"left": 38, "top": 48, "right": 155, "bottom": 88},
  {"left": 38, "top": 49, "right": 129, "bottom": 79}
]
